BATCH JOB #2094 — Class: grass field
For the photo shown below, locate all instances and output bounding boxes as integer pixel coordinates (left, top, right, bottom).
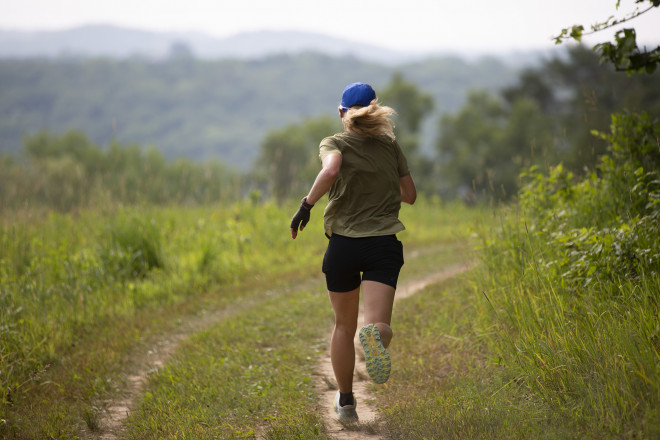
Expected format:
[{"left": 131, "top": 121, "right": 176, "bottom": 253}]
[
  {"left": 2, "top": 182, "right": 658, "bottom": 438},
  {"left": 0, "top": 197, "right": 481, "bottom": 438}
]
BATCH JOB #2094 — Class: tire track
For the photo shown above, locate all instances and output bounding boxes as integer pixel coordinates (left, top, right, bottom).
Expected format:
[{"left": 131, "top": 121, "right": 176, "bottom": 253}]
[{"left": 94, "top": 277, "right": 322, "bottom": 439}]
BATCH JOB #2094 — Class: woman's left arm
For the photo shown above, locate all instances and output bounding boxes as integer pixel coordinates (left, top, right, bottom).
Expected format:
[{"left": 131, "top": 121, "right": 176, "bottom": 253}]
[
  {"left": 290, "top": 152, "right": 342, "bottom": 239},
  {"left": 400, "top": 174, "right": 417, "bottom": 205}
]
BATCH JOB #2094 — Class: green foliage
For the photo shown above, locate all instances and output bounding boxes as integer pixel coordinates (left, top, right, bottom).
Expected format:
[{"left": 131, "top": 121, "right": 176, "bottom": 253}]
[
  {"left": 521, "top": 114, "right": 660, "bottom": 285},
  {"left": 437, "top": 46, "right": 660, "bottom": 200},
  {"left": 0, "top": 201, "right": 329, "bottom": 423},
  {"left": 554, "top": 0, "right": 660, "bottom": 74},
  {"left": 100, "top": 215, "right": 164, "bottom": 280},
  {"left": 475, "top": 112, "right": 660, "bottom": 435},
  {"left": 256, "top": 115, "right": 340, "bottom": 200},
  {"left": 519, "top": 112, "right": 660, "bottom": 285},
  {"left": 526, "top": 111, "right": 659, "bottom": 280},
  {"left": 0, "top": 130, "right": 241, "bottom": 211},
  {"left": 538, "top": 46, "right": 660, "bottom": 169},
  {"left": 596, "top": 28, "right": 660, "bottom": 74},
  {"left": 437, "top": 90, "right": 555, "bottom": 200},
  {"left": 380, "top": 72, "right": 435, "bottom": 142}
]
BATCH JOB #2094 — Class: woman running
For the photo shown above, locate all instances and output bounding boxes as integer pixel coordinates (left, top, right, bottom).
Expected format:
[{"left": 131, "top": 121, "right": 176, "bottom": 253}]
[{"left": 290, "top": 82, "right": 416, "bottom": 422}]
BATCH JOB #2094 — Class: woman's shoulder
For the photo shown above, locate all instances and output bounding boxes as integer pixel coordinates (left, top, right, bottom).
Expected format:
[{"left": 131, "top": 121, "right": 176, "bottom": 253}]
[
  {"left": 321, "top": 131, "right": 346, "bottom": 143},
  {"left": 320, "top": 131, "right": 353, "bottom": 149},
  {"left": 319, "top": 132, "right": 348, "bottom": 157},
  {"left": 328, "top": 131, "right": 355, "bottom": 140},
  {"left": 323, "top": 132, "right": 398, "bottom": 150}
]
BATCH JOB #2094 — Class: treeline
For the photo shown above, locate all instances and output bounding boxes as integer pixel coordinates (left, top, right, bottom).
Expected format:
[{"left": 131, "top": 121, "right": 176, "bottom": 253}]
[
  {"left": 0, "top": 131, "right": 244, "bottom": 211},
  {"left": 2, "top": 45, "right": 659, "bottom": 211}
]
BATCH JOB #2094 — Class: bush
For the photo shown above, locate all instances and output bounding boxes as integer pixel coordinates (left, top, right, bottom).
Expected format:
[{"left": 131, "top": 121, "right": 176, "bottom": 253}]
[
  {"left": 517, "top": 112, "right": 660, "bottom": 286},
  {"left": 100, "top": 215, "right": 164, "bottom": 280}
]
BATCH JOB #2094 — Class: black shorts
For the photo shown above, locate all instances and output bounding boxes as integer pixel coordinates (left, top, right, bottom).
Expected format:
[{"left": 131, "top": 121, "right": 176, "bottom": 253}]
[{"left": 322, "top": 234, "right": 404, "bottom": 292}]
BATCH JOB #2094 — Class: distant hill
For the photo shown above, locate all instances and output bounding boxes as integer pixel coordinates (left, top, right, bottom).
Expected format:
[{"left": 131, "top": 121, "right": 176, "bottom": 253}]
[
  {"left": 0, "top": 24, "right": 435, "bottom": 64},
  {"left": 0, "top": 53, "right": 523, "bottom": 169}
]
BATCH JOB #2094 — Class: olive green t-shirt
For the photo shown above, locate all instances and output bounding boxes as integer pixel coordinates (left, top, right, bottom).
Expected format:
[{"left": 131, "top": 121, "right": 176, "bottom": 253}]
[{"left": 319, "top": 131, "right": 410, "bottom": 238}]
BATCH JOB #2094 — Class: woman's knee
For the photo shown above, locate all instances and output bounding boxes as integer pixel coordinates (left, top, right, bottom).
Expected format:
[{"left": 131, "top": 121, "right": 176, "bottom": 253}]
[{"left": 334, "top": 318, "right": 358, "bottom": 336}]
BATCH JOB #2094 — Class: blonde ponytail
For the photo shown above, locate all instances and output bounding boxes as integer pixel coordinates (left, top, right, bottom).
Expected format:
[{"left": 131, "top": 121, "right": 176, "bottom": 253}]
[{"left": 343, "top": 99, "right": 397, "bottom": 140}]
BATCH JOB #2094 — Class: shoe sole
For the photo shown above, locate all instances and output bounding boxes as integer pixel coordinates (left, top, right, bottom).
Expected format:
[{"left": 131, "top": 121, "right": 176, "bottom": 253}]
[
  {"left": 359, "top": 324, "right": 391, "bottom": 384},
  {"left": 333, "top": 392, "right": 358, "bottom": 422}
]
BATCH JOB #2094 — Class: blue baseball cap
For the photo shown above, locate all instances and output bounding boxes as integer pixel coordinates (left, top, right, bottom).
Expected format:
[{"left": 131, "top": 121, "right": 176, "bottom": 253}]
[{"left": 340, "top": 82, "right": 376, "bottom": 110}]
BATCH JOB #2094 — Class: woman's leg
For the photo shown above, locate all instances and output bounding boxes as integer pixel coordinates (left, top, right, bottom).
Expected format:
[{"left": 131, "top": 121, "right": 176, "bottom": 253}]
[
  {"left": 328, "top": 287, "right": 360, "bottom": 393},
  {"left": 361, "top": 280, "right": 396, "bottom": 348}
]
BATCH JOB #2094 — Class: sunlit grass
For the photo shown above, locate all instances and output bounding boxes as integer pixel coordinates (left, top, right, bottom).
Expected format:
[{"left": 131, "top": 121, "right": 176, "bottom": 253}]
[
  {"left": 0, "top": 200, "right": 327, "bottom": 435},
  {"left": 379, "top": 274, "right": 593, "bottom": 439},
  {"left": 475, "top": 235, "right": 660, "bottom": 437}
]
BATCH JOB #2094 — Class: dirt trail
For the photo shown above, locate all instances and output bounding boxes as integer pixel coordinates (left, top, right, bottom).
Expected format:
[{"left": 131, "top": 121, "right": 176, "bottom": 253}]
[
  {"left": 314, "top": 262, "right": 471, "bottom": 439},
  {"left": 94, "top": 249, "right": 471, "bottom": 439},
  {"left": 99, "top": 304, "right": 252, "bottom": 439}
]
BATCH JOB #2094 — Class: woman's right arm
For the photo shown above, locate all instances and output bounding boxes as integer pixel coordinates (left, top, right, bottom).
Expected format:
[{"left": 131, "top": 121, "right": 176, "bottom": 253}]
[
  {"left": 400, "top": 174, "right": 417, "bottom": 205},
  {"left": 305, "top": 153, "right": 342, "bottom": 205}
]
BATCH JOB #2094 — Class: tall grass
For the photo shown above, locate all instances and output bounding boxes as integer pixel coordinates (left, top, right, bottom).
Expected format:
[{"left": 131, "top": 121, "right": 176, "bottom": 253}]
[
  {"left": 0, "top": 202, "right": 318, "bottom": 417},
  {"left": 473, "top": 112, "right": 660, "bottom": 436}
]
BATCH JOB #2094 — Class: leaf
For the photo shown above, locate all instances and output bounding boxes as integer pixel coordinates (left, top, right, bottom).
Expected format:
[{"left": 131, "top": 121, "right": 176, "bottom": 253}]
[{"left": 570, "top": 25, "right": 584, "bottom": 42}]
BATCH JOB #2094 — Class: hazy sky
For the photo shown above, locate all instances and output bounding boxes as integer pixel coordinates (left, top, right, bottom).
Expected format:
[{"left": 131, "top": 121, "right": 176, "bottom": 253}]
[{"left": 2, "top": 0, "right": 659, "bottom": 53}]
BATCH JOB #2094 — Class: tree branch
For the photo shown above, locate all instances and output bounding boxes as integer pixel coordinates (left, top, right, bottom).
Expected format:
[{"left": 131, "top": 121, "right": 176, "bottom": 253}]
[
  {"left": 554, "top": 0, "right": 660, "bottom": 74},
  {"left": 553, "top": 4, "right": 655, "bottom": 43}
]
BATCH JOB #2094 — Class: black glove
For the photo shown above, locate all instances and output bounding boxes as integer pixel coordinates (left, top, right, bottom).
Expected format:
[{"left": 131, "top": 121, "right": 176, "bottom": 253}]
[{"left": 290, "top": 197, "right": 314, "bottom": 238}]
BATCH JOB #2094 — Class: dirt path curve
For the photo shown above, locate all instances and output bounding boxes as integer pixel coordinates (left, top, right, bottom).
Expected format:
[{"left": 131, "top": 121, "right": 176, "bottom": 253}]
[
  {"left": 96, "top": 277, "right": 322, "bottom": 439},
  {"left": 314, "top": 261, "right": 472, "bottom": 439}
]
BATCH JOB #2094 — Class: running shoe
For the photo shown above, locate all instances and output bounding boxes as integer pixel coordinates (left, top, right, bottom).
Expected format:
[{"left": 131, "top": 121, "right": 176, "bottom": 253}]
[
  {"left": 359, "top": 323, "right": 391, "bottom": 384},
  {"left": 333, "top": 391, "right": 358, "bottom": 422}
]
